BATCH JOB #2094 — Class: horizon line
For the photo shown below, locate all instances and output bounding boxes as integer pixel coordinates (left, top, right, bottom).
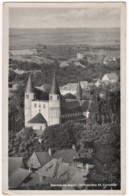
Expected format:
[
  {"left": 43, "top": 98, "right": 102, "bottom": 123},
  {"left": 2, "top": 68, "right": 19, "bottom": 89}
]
[{"left": 9, "top": 27, "right": 120, "bottom": 29}]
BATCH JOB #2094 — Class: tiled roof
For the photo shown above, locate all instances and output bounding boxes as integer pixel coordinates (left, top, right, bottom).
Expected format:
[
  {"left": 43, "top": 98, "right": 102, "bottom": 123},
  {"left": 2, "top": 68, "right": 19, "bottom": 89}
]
[
  {"left": 9, "top": 168, "right": 31, "bottom": 188},
  {"left": 49, "top": 74, "right": 60, "bottom": 95},
  {"left": 53, "top": 149, "right": 79, "bottom": 165},
  {"left": 35, "top": 152, "right": 51, "bottom": 167},
  {"left": 61, "top": 115, "right": 86, "bottom": 124},
  {"left": 79, "top": 100, "right": 92, "bottom": 112},
  {"left": 25, "top": 74, "right": 35, "bottom": 93},
  {"left": 61, "top": 99, "right": 91, "bottom": 114},
  {"left": 28, "top": 113, "right": 47, "bottom": 124},
  {"left": 25, "top": 172, "right": 65, "bottom": 187},
  {"left": 9, "top": 157, "right": 24, "bottom": 176},
  {"left": 36, "top": 158, "right": 58, "bottom": 178}
]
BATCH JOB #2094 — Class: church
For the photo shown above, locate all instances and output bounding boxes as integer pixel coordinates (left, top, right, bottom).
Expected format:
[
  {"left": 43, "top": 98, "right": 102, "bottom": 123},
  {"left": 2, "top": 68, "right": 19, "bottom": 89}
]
[{"left": 24, "top": 73, "right": 92, "bottom": 133}]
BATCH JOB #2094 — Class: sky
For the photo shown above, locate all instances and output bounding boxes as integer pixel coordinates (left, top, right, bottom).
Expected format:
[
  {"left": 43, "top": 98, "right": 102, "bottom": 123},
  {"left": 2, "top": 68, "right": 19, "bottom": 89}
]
[{"left": 9, "top": 7, "right": 120, "bottom": 29}]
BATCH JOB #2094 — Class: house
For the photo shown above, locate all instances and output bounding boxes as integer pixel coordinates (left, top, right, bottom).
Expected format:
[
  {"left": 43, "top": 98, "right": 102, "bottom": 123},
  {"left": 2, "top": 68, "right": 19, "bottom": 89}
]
[
  {"left": 27, "top": 151, "right": 51, "bottom": 170},
  {"left": 36, "top": 158, "right": 89, "bottom": 189},
  {"left": 27, "top": 148, "right": 80, "bottom": 170},
  {"left": 9, "top": 168, "right": 31, "bottom": 189},
  {"left": 59, "top": 61, "right": 69, "bottom": 68},
  {"left": 9, "top": 157, "right": 25, "bottom": 176},
  {"left": 102, "top": 73, "right": 119, "bottom": 83},
  {"left": 77, "top": 53, "right": 83, "bottom": 60},
  {"left": 52, "top": 148, "right": 79, "bottom": 165}
]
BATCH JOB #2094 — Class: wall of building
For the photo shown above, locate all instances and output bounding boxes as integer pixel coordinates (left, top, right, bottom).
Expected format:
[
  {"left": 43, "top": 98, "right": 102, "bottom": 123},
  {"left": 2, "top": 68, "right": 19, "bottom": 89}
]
[
  {"left": 31, "top": 100, "right": 49, "bottom": 123},
  {"left": 25, "top": 93, "right": 35, "bottom": 126},
  {"left": 27, "top": 122, "right": 46, "bottom": 131}
]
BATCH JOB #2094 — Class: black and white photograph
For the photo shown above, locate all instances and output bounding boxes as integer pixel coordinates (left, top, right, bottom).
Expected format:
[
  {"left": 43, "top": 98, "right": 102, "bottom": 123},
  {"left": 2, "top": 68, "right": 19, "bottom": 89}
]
[{"left": 2, "top": 2, "right": 126, "bottom": 195}]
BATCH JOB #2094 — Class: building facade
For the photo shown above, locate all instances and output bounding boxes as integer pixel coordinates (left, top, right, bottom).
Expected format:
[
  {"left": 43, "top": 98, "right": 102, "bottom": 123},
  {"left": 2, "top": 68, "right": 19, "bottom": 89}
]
[{"left": 24, "top": 74, "right": 91, "bottom": 132}]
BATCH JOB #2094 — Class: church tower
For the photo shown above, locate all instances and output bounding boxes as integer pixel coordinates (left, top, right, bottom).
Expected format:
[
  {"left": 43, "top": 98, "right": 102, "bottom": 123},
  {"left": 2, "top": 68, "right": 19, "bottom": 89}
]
[
  {"left": 76, "top": 82, "right": 82, "bottom": 100},
  {"left": 48, "top": 74, "right": 61, "bottom": 126},
  {"left": 24, "top": 74, "right": 35, "bottom": 126}
]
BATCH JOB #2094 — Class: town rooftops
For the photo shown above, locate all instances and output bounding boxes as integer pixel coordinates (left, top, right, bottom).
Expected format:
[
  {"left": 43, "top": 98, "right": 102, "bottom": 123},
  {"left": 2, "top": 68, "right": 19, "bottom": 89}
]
[
  {"left": 9, "top": 157, "right": 24, "bottom": 176},
  {"left": 27, "top": 148, "right": 79, "bottom": 169},
  {"left": 36, "top": 158, "right": 59, "bottom": 178},
  {"left": 49, "top": 74, "right": 60, "bottom": 95},
  {"left": 9, "top": 168, "right": 31, "bottom": 189},
  {"left": 35, "top": 151, "right": 51, "bottom": 167},
  {"left": 25, "top": 74, "right": 35, "bottom": 93},
  {"left": 28, "top": 113, "right": 47, "bottom": 124},
  {"left": 53, "top": 149, "right": 79, "bottom": 165},
  {"left": 61, "top": 99, "right": 91, "bottom": 114}
]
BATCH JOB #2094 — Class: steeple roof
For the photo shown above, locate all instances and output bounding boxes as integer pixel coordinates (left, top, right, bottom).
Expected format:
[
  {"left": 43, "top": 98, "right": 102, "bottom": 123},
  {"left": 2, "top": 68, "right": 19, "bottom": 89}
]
[
  {"left": 50, "top": 74, "right": 60, "bottom": 95},
  {"left": 25, "top": 74, "right": 35, "bottom": 93},
  {"left": 76, "top": 82, "right": 82, "bottom": 100}
]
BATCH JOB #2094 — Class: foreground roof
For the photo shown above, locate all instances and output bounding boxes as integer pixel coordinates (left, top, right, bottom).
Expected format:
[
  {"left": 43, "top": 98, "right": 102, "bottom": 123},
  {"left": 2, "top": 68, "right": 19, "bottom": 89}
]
[
  {"left": 53, "top": 149, "right": 79, "bottom": 165},
  {"left": 9, "top": 157, "right": 24, "bottom": 176},
  {"left": 35, "top": 151, "right": 51, "bottom": 166},
  {"left": 28, "top": 113, "right": 47, "bottom": 124},
  {"left": 9, "top": 168, "right": 31, "bottom": 188}
]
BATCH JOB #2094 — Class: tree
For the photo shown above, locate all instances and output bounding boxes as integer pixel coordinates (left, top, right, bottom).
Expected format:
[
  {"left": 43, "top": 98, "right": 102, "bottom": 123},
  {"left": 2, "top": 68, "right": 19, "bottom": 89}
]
[{"left": 42, "top": 121, "right": 85, "bottom": 151}]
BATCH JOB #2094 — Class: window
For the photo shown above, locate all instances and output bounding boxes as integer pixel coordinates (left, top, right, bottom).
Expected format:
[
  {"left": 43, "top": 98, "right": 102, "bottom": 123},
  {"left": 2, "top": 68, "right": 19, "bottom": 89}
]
[
  {"left": 50, "top": 95, "right": 52, "bottom": 100},
  {"left": 34, "top": 103, "right": 37, "bottom": 108},
  {"left": 39, "top": 104, "right": 41, "bottom": 108},
  {"left": 40, "top": 126, "right": 42, "bottom": 130},
  {"left": 43, "top": 104, "right": 45, "bottom": 108},
  {"left": 26, "top": 94, "right": 29, "bottom": 99}
]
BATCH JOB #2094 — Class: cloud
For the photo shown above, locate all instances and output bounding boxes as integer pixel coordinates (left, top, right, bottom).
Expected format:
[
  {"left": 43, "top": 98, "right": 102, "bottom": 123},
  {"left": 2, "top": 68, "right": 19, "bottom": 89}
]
[{"left": 9, "top": 7, "right": 120, "bottom": 28}]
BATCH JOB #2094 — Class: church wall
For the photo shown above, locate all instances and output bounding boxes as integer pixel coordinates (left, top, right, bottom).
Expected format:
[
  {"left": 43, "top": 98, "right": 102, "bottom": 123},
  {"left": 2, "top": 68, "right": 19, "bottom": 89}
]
[
  {"left": 27, "top": 122, "right": 46, "bottom": 131},
  {"left": 31, "top": 101, "right": 49, "bottom": 123}
]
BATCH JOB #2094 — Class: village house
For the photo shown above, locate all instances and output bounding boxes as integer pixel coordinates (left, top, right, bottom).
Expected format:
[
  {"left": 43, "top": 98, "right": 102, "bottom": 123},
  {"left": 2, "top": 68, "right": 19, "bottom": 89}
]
[
  {"left": 77, "top": 53, "right": 84, "bottom": 60},
  {"left": 102, "top": 73, "right": 119, "bottom": 84},
  {"left": 27, "top": 147, "right": 79, "bottom": 170}
]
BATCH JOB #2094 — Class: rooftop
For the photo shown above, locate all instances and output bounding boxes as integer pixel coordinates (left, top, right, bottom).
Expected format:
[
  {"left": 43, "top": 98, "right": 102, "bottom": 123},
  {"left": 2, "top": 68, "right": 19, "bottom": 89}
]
[
  {"left": 9, "top": 157, "right": 24, "bottom": 176},
  {"left": 9, "top": 168, "right": 31, "bottom": 189},
  {"left": 28, "top": 113, "right": 47, "bottom": 124}
]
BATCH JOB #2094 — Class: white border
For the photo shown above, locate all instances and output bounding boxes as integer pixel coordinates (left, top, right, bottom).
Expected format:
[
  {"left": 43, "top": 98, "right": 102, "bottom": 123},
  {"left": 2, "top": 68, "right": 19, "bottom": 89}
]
[{"left": 2, "top": 1, "right": 126, "bottom": 196}]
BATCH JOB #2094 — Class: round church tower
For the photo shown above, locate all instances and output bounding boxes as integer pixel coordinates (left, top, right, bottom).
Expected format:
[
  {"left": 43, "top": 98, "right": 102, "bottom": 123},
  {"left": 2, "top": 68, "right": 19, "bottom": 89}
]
[{"left": 48, "top": 74, "right": 61, "bottom": 126}]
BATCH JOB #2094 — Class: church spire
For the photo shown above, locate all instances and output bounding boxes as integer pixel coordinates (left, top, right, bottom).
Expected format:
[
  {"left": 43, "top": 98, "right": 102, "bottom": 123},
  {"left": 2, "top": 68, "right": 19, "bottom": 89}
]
[
  {"left": 50, "top": 73, "right": 60, "bottom": 95},
  {"left": 25, "top": 74, "right": 35, "bottom": 93},
  {"left": 76, "top": 82, "right": 82, "bottom": 100}
]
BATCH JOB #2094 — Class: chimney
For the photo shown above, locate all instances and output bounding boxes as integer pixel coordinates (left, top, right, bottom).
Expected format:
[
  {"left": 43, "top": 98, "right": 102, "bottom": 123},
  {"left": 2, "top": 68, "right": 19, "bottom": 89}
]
[
  {"left": 48, "top": 148, "right": 52, "bottom": 156},
  {"left": 72, "top": 144, "right": 76, "bottom": 150}
]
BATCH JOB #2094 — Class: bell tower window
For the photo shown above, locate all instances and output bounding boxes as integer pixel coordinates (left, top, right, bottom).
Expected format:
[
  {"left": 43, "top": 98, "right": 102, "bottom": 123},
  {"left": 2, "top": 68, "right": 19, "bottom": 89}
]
[
  {"left": 50, "top": 95, "right": 52, "bottom": 100},
  {"left": 26, "top": 94, "right": 29, "bottom": 99}
]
